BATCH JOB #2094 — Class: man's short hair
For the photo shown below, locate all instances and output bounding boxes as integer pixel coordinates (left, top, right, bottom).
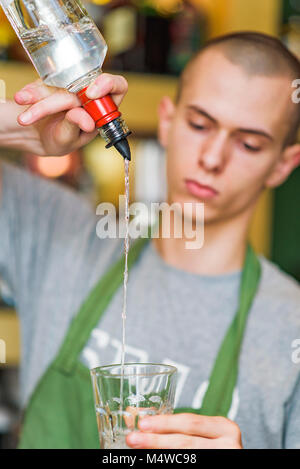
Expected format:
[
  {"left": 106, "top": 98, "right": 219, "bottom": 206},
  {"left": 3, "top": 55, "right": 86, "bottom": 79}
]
[{"left": 177, "top": 32, "right": 300, "bottom": 147}]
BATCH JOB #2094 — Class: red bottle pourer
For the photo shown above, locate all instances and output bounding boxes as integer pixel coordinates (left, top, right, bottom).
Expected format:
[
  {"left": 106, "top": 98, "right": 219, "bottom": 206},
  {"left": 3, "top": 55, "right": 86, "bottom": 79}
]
[{"left": 77, "top": 87, "right": 131, "bottom": 161}]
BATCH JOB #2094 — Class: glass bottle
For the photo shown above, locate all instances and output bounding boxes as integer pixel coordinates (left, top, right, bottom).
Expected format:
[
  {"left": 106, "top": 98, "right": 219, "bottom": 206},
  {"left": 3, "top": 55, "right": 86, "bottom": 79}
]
[{"left": 0, "top": 0, "right": 131, "bottom": 160}]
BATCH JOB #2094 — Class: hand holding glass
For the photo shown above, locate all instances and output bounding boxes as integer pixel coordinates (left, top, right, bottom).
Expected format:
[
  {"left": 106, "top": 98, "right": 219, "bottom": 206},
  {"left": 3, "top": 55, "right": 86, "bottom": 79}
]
[{"left": 91, "top": 363, "right": 177, "bottom": 449}]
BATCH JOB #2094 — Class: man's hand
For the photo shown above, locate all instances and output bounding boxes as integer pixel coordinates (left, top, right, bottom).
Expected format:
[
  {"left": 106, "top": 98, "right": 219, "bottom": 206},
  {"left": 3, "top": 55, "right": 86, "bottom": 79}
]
[
  {"left": 126, "top": 414, "right": 243, "bottom": 449},
  {"left": 12, "top": 73, "right": 128, "bottom": 156}
]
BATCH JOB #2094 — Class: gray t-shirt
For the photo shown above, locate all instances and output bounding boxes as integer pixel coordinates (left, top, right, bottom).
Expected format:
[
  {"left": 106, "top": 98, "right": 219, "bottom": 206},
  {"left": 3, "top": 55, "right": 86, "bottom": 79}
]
[{"left": 0, "top": 161, "right": 300, "bottom": 449}]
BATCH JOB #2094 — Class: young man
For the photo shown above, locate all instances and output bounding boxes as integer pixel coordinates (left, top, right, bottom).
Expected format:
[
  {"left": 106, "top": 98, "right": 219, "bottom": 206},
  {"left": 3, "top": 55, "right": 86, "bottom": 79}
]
[{"left": 0, "top": 32, "right": 300, "bottom": 449}]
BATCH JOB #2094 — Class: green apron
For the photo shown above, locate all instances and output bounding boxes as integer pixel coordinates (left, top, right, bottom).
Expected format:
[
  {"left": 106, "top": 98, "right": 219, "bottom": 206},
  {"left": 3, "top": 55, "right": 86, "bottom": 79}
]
[{"left": 18, "top": 237, "right": 261, "bottom": 449}]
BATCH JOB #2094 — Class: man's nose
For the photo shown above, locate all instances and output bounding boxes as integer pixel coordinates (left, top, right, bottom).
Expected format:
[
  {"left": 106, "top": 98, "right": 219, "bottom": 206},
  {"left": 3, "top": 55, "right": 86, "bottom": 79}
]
[{"left": 198, "top": 132, "right": 228, "bottom": 173}]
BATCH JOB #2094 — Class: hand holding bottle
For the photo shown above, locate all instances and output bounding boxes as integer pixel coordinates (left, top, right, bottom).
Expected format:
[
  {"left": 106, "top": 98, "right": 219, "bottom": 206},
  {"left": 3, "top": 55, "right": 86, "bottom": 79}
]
[
  {"left": 13, "top": 73, "right": 128, "bottom": 156},
  {"left": 0, "top": 0, "right": 131, "bottom": 159}
]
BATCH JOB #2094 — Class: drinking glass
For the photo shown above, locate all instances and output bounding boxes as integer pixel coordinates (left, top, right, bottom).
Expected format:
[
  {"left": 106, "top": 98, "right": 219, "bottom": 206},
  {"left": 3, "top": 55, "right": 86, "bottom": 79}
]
[{"left": 90, "top": 363, "right": 177, "bottom": 449}]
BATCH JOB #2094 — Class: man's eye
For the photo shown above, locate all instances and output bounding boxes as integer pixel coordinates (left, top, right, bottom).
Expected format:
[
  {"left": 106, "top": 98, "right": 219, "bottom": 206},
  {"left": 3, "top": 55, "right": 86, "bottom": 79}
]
[
  {"left": 243, "top": 143, "right": 261, "bottom": 152},
  {"left": 189, "top": 122, "right": 206, "bottom": 130}
]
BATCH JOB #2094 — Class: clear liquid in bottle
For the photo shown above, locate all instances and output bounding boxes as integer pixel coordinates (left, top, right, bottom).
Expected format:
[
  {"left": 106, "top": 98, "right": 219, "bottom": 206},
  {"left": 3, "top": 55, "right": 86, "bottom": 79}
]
[
  {"left": 1, "top": 0, "right": 131, "bottom": 158},
  {"left": 3, "top": 0, "right": 107, "bottom": 91}
]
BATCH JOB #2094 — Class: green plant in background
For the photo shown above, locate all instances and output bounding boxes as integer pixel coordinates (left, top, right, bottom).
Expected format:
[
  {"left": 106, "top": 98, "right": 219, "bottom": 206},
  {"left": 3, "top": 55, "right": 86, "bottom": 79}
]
[
  {"left": 272, "top": 0, "right": 300, "bottom": 282},
  {"left": 283, "top": 0, "right": 300, "bottom": 25},
  {"left": 272, "top": 167, "right": 300, "bottom": 282}
]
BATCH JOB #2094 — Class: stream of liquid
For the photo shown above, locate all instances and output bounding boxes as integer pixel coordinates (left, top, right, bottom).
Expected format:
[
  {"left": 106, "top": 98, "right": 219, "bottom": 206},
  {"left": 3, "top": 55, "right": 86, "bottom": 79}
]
[{"left": 120, "top": 158, "right": 130, "bottom": 408}]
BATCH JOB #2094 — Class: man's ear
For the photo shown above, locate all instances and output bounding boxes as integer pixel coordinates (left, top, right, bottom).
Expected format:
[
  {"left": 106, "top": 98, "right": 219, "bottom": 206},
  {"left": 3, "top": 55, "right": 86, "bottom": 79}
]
[
  {"left": 265, "top": 143, "right": 300, "bottom": 188},
  {"left": 157, "top": 96, "right": 176, "bottom": 149}
]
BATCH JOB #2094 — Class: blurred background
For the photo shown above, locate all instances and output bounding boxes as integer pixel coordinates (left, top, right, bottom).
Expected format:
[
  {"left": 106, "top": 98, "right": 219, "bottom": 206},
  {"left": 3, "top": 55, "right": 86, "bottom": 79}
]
[{"left": 0, "top": 0, "right": 299, "bottom": 448}]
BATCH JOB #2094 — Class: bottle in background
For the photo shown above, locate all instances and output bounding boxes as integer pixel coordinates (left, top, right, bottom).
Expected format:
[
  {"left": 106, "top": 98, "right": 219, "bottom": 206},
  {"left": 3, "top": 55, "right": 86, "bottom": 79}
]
[
  {"left": 167, "top": 0, "right": 207, "bottom": 75},
  {"left": 95, "top": 0, "right": 207, "bottom": 75}
]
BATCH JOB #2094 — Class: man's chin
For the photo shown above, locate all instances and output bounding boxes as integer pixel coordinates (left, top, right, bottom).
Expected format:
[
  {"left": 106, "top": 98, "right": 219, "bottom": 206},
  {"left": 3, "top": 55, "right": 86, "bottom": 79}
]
[{"left": 166, "top": 195, "right": 222, "bottom": 226}]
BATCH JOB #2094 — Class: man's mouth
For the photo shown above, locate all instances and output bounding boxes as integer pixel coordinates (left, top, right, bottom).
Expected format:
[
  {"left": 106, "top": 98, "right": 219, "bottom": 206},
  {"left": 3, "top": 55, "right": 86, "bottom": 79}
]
[{"left": 185, "top": 179, "right": 219, "bottom": 200}]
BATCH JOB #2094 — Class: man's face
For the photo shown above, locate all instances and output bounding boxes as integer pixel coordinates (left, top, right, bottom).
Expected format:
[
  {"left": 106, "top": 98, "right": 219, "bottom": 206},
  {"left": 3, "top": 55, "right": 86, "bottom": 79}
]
[{"left": 158, "top": 49, "right": 294, "bottom": 225}]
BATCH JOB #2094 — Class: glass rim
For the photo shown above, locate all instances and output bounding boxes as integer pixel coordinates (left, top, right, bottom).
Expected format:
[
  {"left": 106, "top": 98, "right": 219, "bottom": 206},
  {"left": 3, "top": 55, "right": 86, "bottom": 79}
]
[{"left": 90, "top": 362, "right": 177, "bottom": 378}]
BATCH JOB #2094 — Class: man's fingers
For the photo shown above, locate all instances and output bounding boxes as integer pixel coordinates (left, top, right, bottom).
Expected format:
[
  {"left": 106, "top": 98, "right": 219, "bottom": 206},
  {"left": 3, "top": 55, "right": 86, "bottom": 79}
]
[
  {"left": 15, "top": 79, "right": 57, "bottom": 105},
  {"left": 15, "top": 73, "right": 128, "bottom": 128},
  {"left": 15, "top": 73, "right": 128, "bottom": 107},
  {"left": 17, "top": 90, "right": 81, "bottom": 126},
  {"left": 138, "top": 414, "right": 238, "bottom": 439},
  {"left": 126, "top": 432, "right": 212, "bottom": 450},
  {"left": 86, "top": 73, "right": 128, "bottom": 107},
  {"left": 77, "top": 129, "right": 98, "bottom": 148},
  {"left": 51, "top": 117, "right": 82, "bottom": 149},
  {"left": 45, "top": 117, "right": 97, "bottom": 155},
  {"left": 123, "top": 407, "right": 158, "bottom": 431},
  {"left": 66, "top": 108, "right": 96, "bottom": 133}
]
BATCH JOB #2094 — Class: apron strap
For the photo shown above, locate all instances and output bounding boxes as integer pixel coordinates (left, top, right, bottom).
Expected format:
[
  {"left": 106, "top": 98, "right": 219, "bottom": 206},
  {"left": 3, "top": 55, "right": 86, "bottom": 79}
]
[
  {"left": 175, "top": 244, "right": 261, "bottom": 417},
  {"left": 53, "top": 236, "right": 150, "bottom": 374}
]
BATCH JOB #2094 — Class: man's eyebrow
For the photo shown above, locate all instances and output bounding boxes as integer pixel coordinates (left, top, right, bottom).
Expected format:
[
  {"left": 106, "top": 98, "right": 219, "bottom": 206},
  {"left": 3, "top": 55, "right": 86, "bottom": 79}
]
[
  {"left": 237, "top": 128, "right": 274, "bottom": 142},
  {"left": 186, "top": 105, "right": 274, "bottom": 141},
  {"left": 186, "top": 105, "right": 217, "bottom": 123}
]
